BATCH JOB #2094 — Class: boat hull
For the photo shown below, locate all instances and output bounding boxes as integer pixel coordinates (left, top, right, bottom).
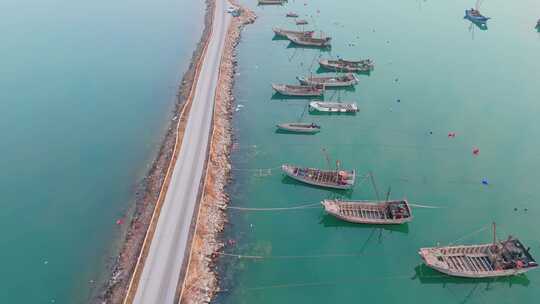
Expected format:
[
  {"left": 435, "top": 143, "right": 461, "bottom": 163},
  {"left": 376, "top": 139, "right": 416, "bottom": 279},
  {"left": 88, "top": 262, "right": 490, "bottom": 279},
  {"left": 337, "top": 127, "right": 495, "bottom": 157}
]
[
  {"left": 282, "top": 165, "right": 355, "bottom": 190},
  {"left": 276, "top": 123, "right": 321, "bottom": 134},
  {"left": 297, "top": 74, "right": 358, "bottom": 87},
  {"left": 322, "top": 200, "right": 413, "bottom": 224},
  {"left": 465, "top": 10, "right": 490, "bottom": 24},
  {"left": 421, "top": 262, "right": 534, "bottom": 278},
  {"left": 309, "top": 101, "right": 358, "bottom": 113},
  {"left": 289, "top": 36, "right": 331, "bottom": 48},
  {"left": 272, "top": 84, "right": 324, "bottom": 97}
]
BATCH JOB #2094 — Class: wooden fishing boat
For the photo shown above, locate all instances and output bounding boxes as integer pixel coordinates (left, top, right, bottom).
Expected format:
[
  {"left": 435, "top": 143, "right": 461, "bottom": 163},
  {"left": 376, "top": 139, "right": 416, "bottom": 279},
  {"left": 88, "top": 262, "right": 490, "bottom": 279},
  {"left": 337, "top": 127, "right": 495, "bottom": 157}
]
[
  {"left": 309, "top": 101, "right": 358, "bottom": 113},
  {"left": 286, "top": 12, "right": 299, "bottom": 18},
  {"left": 289, "top": 35, "right": 331, "bottom": 48},
  {"left": 321, "top": 199, "right": 412, "bottom": 224},
  {"left": 258, "top": 0, "right": 287, "bottom": 5},
  {"left": 282, "top": 164, "right": 356, "bottom": 189},
  {"left": 276, "top": 122, "right": 321, "bottom": 133},
  {"left": 297, "top": 73, "right": 359, "bottom": 87},
  {"left": 419, "top": 225, "right": 538, "bottom": 278},
  {"left": 272, "top": 84, "right": 324, "bottom": 97},
  {"left": 319, "top": 59, "right": 374, "bottom": 72},
  {"left": 296, "top": 19, "right": 308, "bottom": 25},
  {"left": 272, "top": 27, "right": 314, "bottom": 39},
  {"left": 465, "top": 9, "right": 490, "bottom": 24}
]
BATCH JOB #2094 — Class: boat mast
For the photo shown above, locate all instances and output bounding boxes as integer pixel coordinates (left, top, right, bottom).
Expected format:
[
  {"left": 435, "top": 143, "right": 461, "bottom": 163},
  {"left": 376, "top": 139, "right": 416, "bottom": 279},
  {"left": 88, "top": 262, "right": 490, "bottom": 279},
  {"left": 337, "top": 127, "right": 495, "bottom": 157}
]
[
  {"left": 492, "top": 222, "right": 497, "bottom": 245},
  {"left": 322, "top": 148, "right": 331, "bottom": 169},
  {"left": 385, "top": 186, "right": 391, "bottom": 202}
]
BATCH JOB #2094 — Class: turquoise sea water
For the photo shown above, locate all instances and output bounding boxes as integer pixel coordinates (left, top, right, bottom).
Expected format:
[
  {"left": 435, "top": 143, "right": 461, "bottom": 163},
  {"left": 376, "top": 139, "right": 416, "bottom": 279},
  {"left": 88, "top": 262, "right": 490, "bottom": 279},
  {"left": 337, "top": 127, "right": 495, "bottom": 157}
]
[
  {"left": 219, "top": 0, "right": 540, "bottom": 303},
  {"left": 0, "top": 0, "right": 203, "bottom": 302}
]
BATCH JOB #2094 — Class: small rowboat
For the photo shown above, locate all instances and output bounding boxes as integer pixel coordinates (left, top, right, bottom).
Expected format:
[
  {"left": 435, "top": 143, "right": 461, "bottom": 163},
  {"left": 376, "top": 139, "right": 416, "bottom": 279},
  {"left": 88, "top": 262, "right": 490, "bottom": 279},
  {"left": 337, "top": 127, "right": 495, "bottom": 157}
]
[
  {"left": 309, "top": 101, "right": 358, "bottom": 113},
  {"left": 321, "top": 199, "right": 412, "bottom": 224},
  {"left": 276, "top": 123, "right": 321, "bottom": 133},
  {"left": 272, "top": 27, "right": 314, "bottom": 39},
  {"left": 319, "top": 59, "right": 374, "bottom": 73},
  {"left": 289, "top": 35, "right": 331, "bottom": 48},
  {"left": 258, "top": 0, "right": 287, "bottom": 5},
  {"left": 272, "top": 84, "right": 324, "bottom": 97},
  {"left": 297, "top": 73, "right": 359, "bottom": 87},
  {"left": 465, "top": 9, "right": 490, "bottom": 24},
  {"left": 419, "top": 236, "right": 538, "bottom": 278},
  {"left": 286, "top": 12, "right": 299, "bottom": 18},
  {"left": 282, "top": 164, "right": 356, "bottom": 189},
  {"left": 296, "top": 19, "right": 308, "bottom": 25}
]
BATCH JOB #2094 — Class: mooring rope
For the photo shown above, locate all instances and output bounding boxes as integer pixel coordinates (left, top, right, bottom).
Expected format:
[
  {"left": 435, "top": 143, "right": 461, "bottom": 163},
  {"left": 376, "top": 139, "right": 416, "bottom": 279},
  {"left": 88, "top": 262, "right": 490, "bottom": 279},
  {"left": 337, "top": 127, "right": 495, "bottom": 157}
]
[
  {"left": 409, "top": 203, "right": 444, "bottom": 209},
  {"left": 227, "top": 202, "right": 320, "bottom": 211},
  {"left": 216, "top": 273, "right": 431, "bottom": 293},
  {"left": 216, "top": 251, "right": 365, "bottom": 260},
  {"left": 448, "top": 225, "right": 489, "bottom": 246}
]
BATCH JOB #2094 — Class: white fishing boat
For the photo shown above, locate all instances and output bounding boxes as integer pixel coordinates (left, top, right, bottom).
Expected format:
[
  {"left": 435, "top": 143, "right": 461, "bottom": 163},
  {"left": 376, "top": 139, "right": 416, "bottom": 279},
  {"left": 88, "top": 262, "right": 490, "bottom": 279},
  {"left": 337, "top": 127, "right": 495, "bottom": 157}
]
[{"left": 309, "top": 101, "right": 358, "bottom": 113}]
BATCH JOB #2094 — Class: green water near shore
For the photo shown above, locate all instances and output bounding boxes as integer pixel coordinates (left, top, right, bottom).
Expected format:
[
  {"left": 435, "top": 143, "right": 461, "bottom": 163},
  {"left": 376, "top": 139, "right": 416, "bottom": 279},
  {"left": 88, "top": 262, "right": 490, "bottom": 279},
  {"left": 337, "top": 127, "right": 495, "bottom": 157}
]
[
  {"left": 219, "top": 0, "right": 540, "bottom": 303},
  {"left": 0, "top": 0, "right": 203, "bottom": 302}
]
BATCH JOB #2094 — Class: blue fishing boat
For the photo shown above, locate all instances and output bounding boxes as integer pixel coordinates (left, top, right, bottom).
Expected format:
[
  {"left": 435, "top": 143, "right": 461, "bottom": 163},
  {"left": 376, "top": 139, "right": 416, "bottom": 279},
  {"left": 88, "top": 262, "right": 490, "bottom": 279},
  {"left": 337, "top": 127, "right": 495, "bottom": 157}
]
[{"left": 465, "top": 9, "right": 490, "bottom": 24}]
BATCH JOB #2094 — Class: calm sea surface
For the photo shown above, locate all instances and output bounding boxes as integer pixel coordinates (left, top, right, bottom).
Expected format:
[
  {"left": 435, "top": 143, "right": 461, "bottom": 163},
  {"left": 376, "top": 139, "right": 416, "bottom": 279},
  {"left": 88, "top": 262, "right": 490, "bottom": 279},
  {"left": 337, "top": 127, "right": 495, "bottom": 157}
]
[
  {"left": 0, "top": 0, "right": 203, "bottom": 302},
  {"left": 219, "top": 0, "right": 540, "bottom": 303}
]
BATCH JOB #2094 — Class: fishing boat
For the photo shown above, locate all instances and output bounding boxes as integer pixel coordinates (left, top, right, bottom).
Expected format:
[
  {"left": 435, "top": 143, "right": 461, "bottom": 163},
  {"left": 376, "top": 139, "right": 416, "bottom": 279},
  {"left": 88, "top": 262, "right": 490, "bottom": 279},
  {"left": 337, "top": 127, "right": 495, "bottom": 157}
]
[
  {"left": 419, "top": 224, "right": 538, "bottom": 278},
  {"left": 272, "top": 27, "right": 314, "bottom": 39},
  {"left": 276, "top": 122, "right": 321, "bottom": 134},
  {"left": 258, "top": 0, "right": 287, "bottom": 5},
  {"left": 309, "top": 101, "right": 358, "bottom": 113},
  {"left": 272, "top": 84, "right": 324, "bottom": 97},
  {"left": 297, "top": 73, "right": 359, "bottom": 87},
  {"left": 286, "top": 12, "right": 299, "bottom": 18},
  {"left": 536, "top": 19, "right": 540, "bottom": 30},
  {"left": 282, "top": 164, "right": 356, "bottom": 189},
  {"left": 319, "top": 59, "right": 374, "bottom": 73},
  {"left": 289, "top": 35, "right": 331, "bottom": 48},
  {"left": 296, "top": 19, "right": 308, "bottom": 25},
  {"left": 321, "top": 199, "right": 412, "bottom": 224},
  {"left": 465, "top": 8, "right": 490, "bottom": 24}
]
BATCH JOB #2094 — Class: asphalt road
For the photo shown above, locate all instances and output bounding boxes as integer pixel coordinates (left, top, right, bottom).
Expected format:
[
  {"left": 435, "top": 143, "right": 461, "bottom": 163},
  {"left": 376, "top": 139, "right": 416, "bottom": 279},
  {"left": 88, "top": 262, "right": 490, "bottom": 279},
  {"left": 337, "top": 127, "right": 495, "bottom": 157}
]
[{"left": 132, "top": 1, "right": 230, "bottom": 303}]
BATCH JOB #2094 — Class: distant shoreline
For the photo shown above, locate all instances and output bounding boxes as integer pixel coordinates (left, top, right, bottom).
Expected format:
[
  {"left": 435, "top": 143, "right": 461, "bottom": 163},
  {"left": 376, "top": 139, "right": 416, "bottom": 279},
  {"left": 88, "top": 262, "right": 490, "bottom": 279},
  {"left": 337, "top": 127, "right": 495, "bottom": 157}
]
[{"left": 95, "top": 1, "right": 217, "bottom": 303}]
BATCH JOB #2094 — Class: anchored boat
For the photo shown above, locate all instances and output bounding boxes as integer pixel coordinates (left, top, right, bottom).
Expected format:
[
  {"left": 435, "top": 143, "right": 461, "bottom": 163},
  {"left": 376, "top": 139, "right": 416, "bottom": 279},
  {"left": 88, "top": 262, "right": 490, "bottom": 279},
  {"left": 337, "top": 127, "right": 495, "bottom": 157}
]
[
  {"left": 296, "top": 19, "right": 308, "bottom": 25},
  {"left": 322, "top": 199, "right": 412, "bottom": 224},
  {"left": 276, "top": 122, "right": 321, "bottom": 134},
  {"left": 536, "top": 19, "right": 540, "bottom": 30},
  {"left": 419, "top": 224, "right": 538, "bottom": 278},
  {"left": 272, "top": 27, "right": 314, "bottom": 39},
  {"left": 282, "top": 164, "right": 356, "bottom": 189},
  {"left": 286, "top": 12, "right": 299, "bottom": 18},
  {"left": 465, "top": 8, "right": 490, "bottom": 24},
  {"left": 289, "top": 35, "right": 331, "bottom": 48},
  {"left": 309, "top": 101, "right": 358, "bottom": 113},
  {"left": 297, "top": 73, "right": 358, "bottom": 87},
  {"left": 319, "top": 59, "right": 374, "bottom": 73},
  {"left": 272, "top": 84, "right": 324, "bottom": 97},
  {"left": 258, "top": 0, "right": 287, "bottom": 5}
]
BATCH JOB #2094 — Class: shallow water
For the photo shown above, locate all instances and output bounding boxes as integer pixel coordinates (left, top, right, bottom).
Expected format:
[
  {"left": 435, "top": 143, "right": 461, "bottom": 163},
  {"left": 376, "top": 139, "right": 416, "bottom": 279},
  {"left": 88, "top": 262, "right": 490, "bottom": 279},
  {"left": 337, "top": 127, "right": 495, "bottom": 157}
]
[
  {"left": 0, "top": 0, "right": 203, "bottom": 302},
  {"left": 218, "top": 0, "right": 540, "bottom": 303}
]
